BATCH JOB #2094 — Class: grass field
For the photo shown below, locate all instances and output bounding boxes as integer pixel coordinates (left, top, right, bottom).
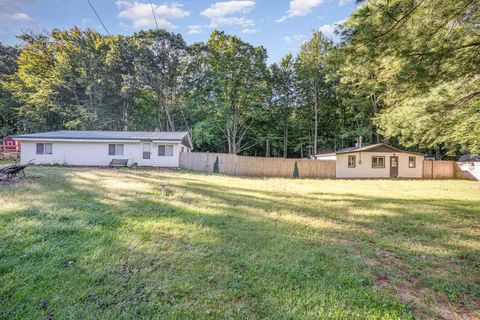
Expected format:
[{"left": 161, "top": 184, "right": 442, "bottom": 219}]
[{"left": 1, "top": 166, "right": 479, "bottom": 319}]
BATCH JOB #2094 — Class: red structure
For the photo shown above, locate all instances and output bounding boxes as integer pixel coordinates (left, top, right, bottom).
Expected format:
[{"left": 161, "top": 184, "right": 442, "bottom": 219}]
[{"left": 1, "top": 136, "right": 21, "bottom": 152}]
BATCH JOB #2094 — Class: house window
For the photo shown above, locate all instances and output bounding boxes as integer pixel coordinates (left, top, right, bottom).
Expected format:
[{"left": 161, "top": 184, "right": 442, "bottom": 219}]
[
  {"left": 36, "top": 143, "right": 52, "bottom": 155},
  {"left": 408, "top": 156, "right": 416, "bottom": 168},
  {"left": 158, "top": 145, "right": 173, "bottom": 157},
  {"left": 348, "top": 155, "right": 356, "bottom": 168},
  {"left": 372, "top": 156, "right": 385, "bottom": 168},
  {"left": 143, "top": 143, "right": 151, "bottom": 159},
  {"left": 108, "top": 144, "right": 124, "bottom": 156},
  {"left": 181, "top": 146, "right": 184, "bottom": 152}
]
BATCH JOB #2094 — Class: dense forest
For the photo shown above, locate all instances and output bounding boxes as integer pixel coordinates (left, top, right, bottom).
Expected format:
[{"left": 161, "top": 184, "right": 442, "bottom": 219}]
[{"left": 0, "top": 0, "right": 478, "bottom": 158}]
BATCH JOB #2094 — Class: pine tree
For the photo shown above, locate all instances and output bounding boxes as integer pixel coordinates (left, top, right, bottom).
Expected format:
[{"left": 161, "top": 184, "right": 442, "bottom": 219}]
[
  {"left": 213, "top": 156, "right": 219, "bottom": 173},
  {"left": 293, "top": 161, "right": 299, "bottom": 178}
]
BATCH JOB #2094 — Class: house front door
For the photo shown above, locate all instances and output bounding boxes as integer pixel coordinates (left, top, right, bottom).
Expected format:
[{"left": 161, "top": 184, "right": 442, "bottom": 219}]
[
  {"left": 390, "top": 156, "right": 398, "bottom": 178},
  {"left": 141, "top": 143, "right": 152, "bottom": 166}
]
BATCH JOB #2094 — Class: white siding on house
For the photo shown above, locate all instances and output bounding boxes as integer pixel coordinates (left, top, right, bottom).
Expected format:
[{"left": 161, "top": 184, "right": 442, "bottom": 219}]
[
  {"left": 20, "top": 140, "right": 181, "bottom": 167},
  {"left": 336, "top": 152, "right": 423, "bottom": 178}
]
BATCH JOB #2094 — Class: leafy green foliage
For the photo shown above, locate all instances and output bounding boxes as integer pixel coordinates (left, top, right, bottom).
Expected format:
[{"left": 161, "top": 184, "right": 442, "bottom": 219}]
[
  {"left": 339, "top": 0, "right": 480, "bottom": 154},
  {"left": 0, "top": 43, "right": 20, "bottom": 135},
  {"left": 1, "top": 0, "right": 478, "bottom": 158}
]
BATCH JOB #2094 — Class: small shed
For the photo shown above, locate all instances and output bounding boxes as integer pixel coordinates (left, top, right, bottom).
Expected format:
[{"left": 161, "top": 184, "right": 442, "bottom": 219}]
[
  {"left": 335, "top": 143, "right": 424, "bottom": 179},
  {"left": 457, "top": 154, "right": 480, "bottom": 180},
  {"left": 1, "top": 136, "right": 21, "bottom": 152}
]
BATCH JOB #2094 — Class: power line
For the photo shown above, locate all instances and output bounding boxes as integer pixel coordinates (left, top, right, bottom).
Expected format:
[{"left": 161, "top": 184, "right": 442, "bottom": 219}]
[
  {"left": 85, "top": 0, "right": 111, "bottom": 37},
  {"left": 149, "top": 0, "right": 159, "bottom": 29}
]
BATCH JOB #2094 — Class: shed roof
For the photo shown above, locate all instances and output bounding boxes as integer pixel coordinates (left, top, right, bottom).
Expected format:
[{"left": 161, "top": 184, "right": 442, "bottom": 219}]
[
  {"left": 336, "top": 143, "right": 424, "bottom": 156},
  {"left": 314, "top": 152, "right": 337, "bottom": 158},
  {"left": 13, "top": 130, "right": 190, "bottom": 142},
  {"left": 458, "top": 154, "right": 480, "bottom": 162}
]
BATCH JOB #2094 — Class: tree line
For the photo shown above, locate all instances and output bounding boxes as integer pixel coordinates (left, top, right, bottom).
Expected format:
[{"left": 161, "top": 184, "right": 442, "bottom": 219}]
[{"left": 0, "top": 0, "right": 478, "bottom": 158}]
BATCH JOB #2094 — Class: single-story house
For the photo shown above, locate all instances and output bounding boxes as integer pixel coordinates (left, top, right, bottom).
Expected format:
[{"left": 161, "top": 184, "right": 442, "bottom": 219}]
[
  {"left": 335, "top": 143, "right": 425, "bottom": 178},
  {"left": 13, "top": 130, "right": 192, "bottom": 167}
]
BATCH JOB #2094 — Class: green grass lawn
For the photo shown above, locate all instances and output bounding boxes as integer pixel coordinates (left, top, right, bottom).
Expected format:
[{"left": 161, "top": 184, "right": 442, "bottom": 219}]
[{"left": 1, "top": 167, "right": 479, "bottom": 319}]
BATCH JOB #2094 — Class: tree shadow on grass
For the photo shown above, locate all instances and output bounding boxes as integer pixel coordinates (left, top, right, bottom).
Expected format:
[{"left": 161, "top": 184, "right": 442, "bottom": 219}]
[
  {"left": 77, "top": 170, "right": 480, "bottom": 318},
  {"left": 163, "top": 177, "right": 480, "bottom": 319},
  {"left": 0, "top": 167, "right": 478, "bottom": 319},
  {"left": 72, "top": 170, "right": 480, "bottom": 318}
]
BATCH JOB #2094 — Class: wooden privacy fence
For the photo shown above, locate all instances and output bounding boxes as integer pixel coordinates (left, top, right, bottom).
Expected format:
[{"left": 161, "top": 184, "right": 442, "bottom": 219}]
[
  {"left": 179, "top": 152, "right": 336, "bottom": 179},
  {"left": 180, "top": 153, "right": 477, "bottom": 180},
  {"left": 423, "top": 160, "right": 456, "bottom": 179},
  {"left": 423, "top": 160, "right": 480, "bottom": 180}
]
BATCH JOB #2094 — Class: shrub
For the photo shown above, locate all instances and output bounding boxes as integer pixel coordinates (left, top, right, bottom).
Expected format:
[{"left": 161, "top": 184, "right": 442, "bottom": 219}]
[
  {"left": 293, "top": 161, "right": 299, "bottom": 178},
  {"left": 213, "top": 156, "right": 220, "bottom": 173}
]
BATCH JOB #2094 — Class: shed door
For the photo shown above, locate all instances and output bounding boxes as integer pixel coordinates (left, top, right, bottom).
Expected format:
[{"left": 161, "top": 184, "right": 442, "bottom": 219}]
[{"left": 390, "top": 156, "right": 398, "bottom": 178}]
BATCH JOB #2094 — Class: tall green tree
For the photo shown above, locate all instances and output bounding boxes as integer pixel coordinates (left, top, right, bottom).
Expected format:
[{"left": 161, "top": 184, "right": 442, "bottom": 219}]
[
  {"left": 296, "top": 32, "right": 333, "bottom": 155},
  {"left": 0, "top": 43, "right": 20, "bottom": 135},
  {"left": 201, "top": 30, "right": 269, "bottom": 154},
  {"left": 131, "top": 29, "right": 188, "bottom": 131},
  {"left": 7, "top": 33, "right": 58, "bottom": 131},
  {"left": 270, "top": 53, "right": 296, "bottom": 157},
  {"left": 340, "top": 0, "right": 480, "bottom": 154}
]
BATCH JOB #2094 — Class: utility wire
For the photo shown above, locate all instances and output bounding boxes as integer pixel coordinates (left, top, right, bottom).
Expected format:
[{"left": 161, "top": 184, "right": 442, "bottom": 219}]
[
  {"left": 85, "top": 0, "right": 111, "bottom": 37},
  {"left": 149, "top": 0, "right": 159, "bottom": 29}
]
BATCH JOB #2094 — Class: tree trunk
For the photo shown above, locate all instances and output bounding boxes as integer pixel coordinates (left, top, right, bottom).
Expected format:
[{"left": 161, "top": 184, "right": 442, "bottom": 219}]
[
  {"left": 123, "top": 100, "right": 129, "bottom": 131},
  {"left": 226, "top": 112, "right": 233, "bottom": 154},
  {"left": 370, "top": 92, "right": 379, "bottom": 143},
  {"left": 227, "top": 93, "right": 240, "bottom": 154},
  {"left": 266, "top": 139, "right": 270, "bottom": 157},
  {"left": 233, "top": 103, "right": 239, "bottom": 154},
  {"left": 164, "top": 93, "right": 175, "bottom": 131}
]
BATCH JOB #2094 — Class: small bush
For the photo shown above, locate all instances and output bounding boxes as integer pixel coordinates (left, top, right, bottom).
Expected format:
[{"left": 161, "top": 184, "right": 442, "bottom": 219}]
[
  {"left": 213, "top": 156, "right": 220, "bottom": 173},
  {"left": 293, "top": 161, "right": 299, "bottom": 178}
]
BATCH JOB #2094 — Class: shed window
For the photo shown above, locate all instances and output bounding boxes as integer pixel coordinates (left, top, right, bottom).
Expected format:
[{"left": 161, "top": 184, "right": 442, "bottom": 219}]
[
  {"left": 36, "top": 143, "right": 52, "bottom": 155},
  {"left": 108, "top": 144, "right": 124, "bottom": 156},
  {"left": 408, "top": 156, "right": 416, "bottom": 168},
  {"left": 158, "top": 145, "right": 173, "bottom": 157},
  {"left": 348, "top": 155, "right": 356, "bottom": 168},
  {"left": 372, "top": 156, "right": 385, "bottom": 168}
]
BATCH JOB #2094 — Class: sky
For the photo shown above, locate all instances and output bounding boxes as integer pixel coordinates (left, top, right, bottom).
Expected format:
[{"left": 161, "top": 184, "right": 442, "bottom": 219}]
[{"left": 0, "top": 0, "right": 358, "bottom": 63}]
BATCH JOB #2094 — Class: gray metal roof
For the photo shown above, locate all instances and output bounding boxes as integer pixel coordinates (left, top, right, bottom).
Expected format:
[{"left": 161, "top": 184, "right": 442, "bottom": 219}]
[
  {"left": 13, "top": 130, "right": 189, "bottom": 141},
  {"left": 459, "top": 154, "right": 480, "bottom": 162}
]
